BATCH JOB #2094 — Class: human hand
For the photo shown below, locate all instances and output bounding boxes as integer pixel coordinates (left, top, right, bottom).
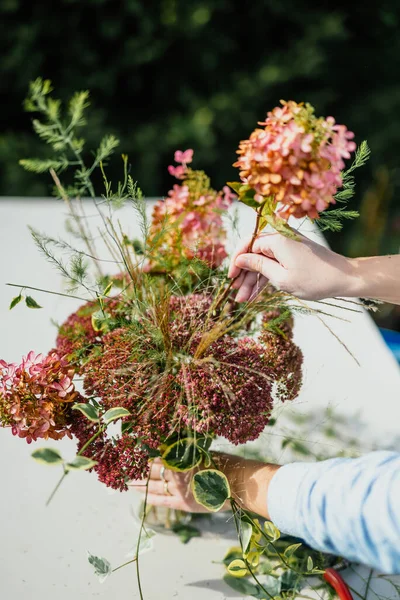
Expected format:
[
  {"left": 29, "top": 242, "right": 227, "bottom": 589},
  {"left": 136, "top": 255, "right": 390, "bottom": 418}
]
[
  {"left": 129, "top": 457, "right": 224, "bottom": 513},
  {"left": 228, "top": 231, "right": 358, "bottom": 302},
  {"left": 130, "top": 454, "right": 279, "bottom": 519}
]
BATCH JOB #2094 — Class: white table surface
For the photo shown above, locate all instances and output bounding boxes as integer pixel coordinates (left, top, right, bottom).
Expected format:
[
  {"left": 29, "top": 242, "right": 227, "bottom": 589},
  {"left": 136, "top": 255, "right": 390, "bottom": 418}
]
[{"left": 0, "top": 198, "right": 399, "bottom": 599}]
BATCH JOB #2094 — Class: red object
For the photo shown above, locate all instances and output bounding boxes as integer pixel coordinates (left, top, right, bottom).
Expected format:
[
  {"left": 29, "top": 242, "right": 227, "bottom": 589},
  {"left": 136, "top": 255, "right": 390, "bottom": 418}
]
[{"left": 323, "top": 568, "right": 353, "bottom": 600}]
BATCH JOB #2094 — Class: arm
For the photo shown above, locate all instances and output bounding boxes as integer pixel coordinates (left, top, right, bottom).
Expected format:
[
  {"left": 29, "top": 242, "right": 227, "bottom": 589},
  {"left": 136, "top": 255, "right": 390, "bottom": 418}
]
[
  {"left": 131, "top": 451, "right": 400, "bottom": 574},
  {"left": 228, "top": 231, "right": 400, "bottom": 305}
]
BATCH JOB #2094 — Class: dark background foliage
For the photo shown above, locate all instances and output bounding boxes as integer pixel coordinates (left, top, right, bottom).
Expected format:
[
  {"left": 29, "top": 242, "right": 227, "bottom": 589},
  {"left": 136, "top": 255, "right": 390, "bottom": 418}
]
[{"left": 1, "top": 0, "right": 399, "bottom": 326}]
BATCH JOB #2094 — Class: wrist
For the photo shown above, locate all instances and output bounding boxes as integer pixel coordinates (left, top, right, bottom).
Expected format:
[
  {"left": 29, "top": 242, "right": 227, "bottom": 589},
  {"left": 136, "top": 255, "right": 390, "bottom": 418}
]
[
  {"left": 211, "top": 452, "right": 280, "bottom": 519},
  {"left": 345, "top": 256, "right": 376, "bottom": 299},
  {"left": 329, "top": 255, "right": 364, "bottom": 299}
]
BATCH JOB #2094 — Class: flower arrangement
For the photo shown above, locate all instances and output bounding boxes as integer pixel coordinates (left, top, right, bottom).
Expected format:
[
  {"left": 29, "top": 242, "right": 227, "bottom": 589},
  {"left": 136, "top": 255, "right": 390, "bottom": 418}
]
[{"left": 0, "top": 80, "right": 370, "bottom": 599}]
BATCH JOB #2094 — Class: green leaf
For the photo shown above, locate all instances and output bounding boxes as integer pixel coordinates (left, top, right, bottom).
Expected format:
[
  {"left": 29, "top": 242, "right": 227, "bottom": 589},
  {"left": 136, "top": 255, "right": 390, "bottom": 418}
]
[
  {"left": 32, "top": 447, "right": 63, "bottom": 466},
  {"left": 191, "top": 469, "right": 231, "bottom": 512},
  {"left": 91, "top": 310, "right": 110, "bottom": 332},
  {"left": 121, "top": 421, "right": 134, "bottom": 435},
  {"left": 263, "top": 521, "right": 281, "bottom": 541},
  {"left": 239, "top": 520, "right": 253, "bottom": 556},
  {"left": 222, "top": 546, "right": 243, "bottom": 566},
  {"left": 171, "top": 522, "right": 201, "bottom": 544},
  {"left": 307, "top": 556, "right": 314, "bottom": 571},
  {"left": 226, "top": 181, "right": 242, "bottom": 193},
  {"left": 102, "top": 406, "right": 131, "bottom": 424},
  {"left": 72, "top": 403, "right": 100, "bottom": 422},
  {"left": 279, "top": 569, "right": 303, "bottom": 592},
  {"left": 25, "top": 295, "right": 42, "bottom": 309},
  {"left": 87, "top": 552, "right": 112, "bottom": 584},
  {"left": 103, "top": 282, "right": 113, "bottom": 297},
  {"left": 162, "top": 438, "right": 203, "bottom": 472},
  {"left": 284, "top": 542, "right": 302, "bottom": 559},
  {"left": 9, "top": 295, "right": 22, "bottom": 310},
  {"left": 65, "top": 456, "right": 97, "bottom": 471},
  {"left": 223, "top": 574, "right": 259, "bottom": 597},
  {"left": 227, "top": 559, "right": 248, "bottom": 578},
  {"left": 257, "top": 575, "right": 282, "bottom": 597}
]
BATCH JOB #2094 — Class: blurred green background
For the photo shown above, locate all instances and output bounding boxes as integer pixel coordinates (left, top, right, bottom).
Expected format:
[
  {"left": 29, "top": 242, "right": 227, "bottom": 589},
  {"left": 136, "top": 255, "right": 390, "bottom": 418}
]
[{"left": 1, "top": 0, "right": 399, "bottom": 328}]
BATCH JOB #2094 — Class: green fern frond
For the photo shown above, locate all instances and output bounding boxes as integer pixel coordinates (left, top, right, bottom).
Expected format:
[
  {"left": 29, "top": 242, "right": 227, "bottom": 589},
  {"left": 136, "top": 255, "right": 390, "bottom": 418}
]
[
  {"left": 19, "top": 157, "right": 70, "bottom": 174},
  {"left": 68, "top": 90, "right": 90, "bottom": 129},
  {"left": 30, "top": 227, "right": 93, "bottom": 294},
  {"left": 47, "top": 98, "right": 61, "bottom": 121},
  {"left": 318, "top": 140, "right": 370, "bottom": 232},
  {"left": 317, "top": 208, "right": 360, "bottom": 232},
  {"left": 95, "top": 135, "right": 120, "bottom": 163}
]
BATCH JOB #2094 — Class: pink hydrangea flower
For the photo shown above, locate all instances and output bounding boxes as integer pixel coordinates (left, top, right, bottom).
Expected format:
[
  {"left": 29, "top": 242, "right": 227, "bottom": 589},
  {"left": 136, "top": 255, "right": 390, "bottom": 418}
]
[
  {"left": 174, "top": 149, "right": 193, "bottom": 164},
  {"left": 149, "top": 150, "right": 235, "bottom": 269},
  {"left": 234, "top": 100, "right": 356, "bottom": 220},
  {"left": 168, "top": 164, "right": 186, "bottom": 179},
  {"left": 0, "top": 350, "right": 80, "bottom": 443}
]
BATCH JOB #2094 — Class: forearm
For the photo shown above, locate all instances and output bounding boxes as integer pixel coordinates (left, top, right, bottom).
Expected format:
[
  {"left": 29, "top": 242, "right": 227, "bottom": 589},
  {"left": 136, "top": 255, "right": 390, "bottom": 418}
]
[
  {"left": 348, "top": 255, "right": 400, "bottom": 305},
  {"left": 212, "top": 452, "right": 280, "bottom": 518}
]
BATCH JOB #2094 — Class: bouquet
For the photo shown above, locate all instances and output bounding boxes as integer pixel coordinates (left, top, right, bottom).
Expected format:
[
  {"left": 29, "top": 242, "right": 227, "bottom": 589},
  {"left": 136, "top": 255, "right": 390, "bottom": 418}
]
[{"left": 0, "top": 80, "right": 370, "bottom": 598}]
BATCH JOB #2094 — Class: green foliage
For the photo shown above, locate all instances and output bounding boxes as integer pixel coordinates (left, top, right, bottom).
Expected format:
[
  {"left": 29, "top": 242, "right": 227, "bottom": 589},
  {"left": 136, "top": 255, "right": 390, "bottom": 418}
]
[
  {"left": 31, "top": 447, "right": 63, "bottom": 465},
  {"left": 87, "top": 553, "right": 112, "bottom": 583},
  {"left": 171, "top": 522, "right": 201, "bottom": 544},
  {"left": 191, "top": 469, "right": 231, "bottom": 511},
  {"left": 161, "top": 437, "right": 204, "bottom": 472},
  {"left": 72, "top": 403, "right": 100, "bottom": 423},
  {"left": 102, "top": 407, "right": 131, "bottom": 424},
  {"left": 9, "top": 294, "right": 22, "bottom": 309},
  {"left": 238, "top": 520, "right": 253, "bottom": 556},
  {"left": 65, "top": 456, "right": 97, "bottom": 471},
  {"left": 318, "top": 141, "right": 371, "bottom": 232},
  {"left": 25, "top": 295, "right": 42, "bottom": 308}
]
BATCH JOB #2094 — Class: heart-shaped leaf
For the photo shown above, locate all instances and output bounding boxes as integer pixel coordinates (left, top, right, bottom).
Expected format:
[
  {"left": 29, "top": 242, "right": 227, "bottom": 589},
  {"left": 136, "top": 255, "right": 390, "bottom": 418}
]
[{"left": 191, "top": 469, "right": 230, "bottom": 512}]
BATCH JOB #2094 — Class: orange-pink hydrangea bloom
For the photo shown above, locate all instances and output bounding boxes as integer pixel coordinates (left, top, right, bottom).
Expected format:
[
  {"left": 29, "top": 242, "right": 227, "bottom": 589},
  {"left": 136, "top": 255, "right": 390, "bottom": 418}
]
[{"left": 234, "top": 101, "right": 356, "bottom": 220}]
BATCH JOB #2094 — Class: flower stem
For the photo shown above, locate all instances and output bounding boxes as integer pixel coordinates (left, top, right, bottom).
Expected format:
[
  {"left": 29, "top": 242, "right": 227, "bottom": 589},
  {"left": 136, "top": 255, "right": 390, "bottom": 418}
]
[
  {"left": 6, "top": 283, "right": 88, "bottom": 302},
  {"left": 46, "top": 427, "right": 104, "bottom": 507},
  {"left": 213, "top": 204, "right": 263, "bottom": 315},
  {"left": 112, "top": 558, "right": 137, "bottom": 573},
  {"left": 46, "top": 471, "right": 68, "bottom": 506}
]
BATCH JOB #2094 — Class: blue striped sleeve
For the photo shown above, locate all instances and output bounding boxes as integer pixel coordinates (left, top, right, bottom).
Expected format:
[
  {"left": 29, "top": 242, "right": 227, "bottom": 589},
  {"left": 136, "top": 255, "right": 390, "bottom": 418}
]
[{"left": 267, "top": 451, "right": 400, "bottom": 574}]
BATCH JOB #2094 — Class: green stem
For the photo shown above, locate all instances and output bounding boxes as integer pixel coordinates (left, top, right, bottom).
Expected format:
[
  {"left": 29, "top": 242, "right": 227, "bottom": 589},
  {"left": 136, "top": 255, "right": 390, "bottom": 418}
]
[
  {"left": 6, "top": 283, "right": 88, "bottom": 302},
  {"left": 229, "top": 499, "right": 275, "bottom": 600},
  {"left": 212, "top": 204, "right": 263, "bottom": 315},
  {"left": 46, "top": 470, "right": 68, "bottom": 506},
  {"left": 46, "top": 427, "right": 104, "bottom": 507},
  {"left": 135, "top": 475, "right": 151, "bottom": 600},
  {"left": 365, "top": 569, "right": 373, "bottom": 600},
  {"left": 78, "top": 427, "right": 104, "bottom": 456},
  {"left": 347, "top": 585, "right": 369, "bottom": 600},
  {"left": 112, "top": 558, "right": 137, "bottom": 574}
]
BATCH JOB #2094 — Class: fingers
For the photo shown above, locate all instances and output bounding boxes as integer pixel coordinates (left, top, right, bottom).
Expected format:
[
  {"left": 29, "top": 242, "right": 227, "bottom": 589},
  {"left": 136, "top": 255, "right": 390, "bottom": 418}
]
[
  {"left": 136, "top": 493, "right": 184, "bottom": 510},
  {"left": 228, "top": 232, "right": 282, "bottom": 280},
  {"left": 228, "top": 239, "right": 254, "bottom": 279},
  {"left": 235, "top": 272, "right": 268, "bottom": 303},
  {"left": 148, "top": 458, "right": 172, "bottom": 481},
  {"left": 129, "top": 478, "right": 177, "bottom": 496},
  {"left": 234, "top": 253, "right": 284, "bottom": 286}
]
